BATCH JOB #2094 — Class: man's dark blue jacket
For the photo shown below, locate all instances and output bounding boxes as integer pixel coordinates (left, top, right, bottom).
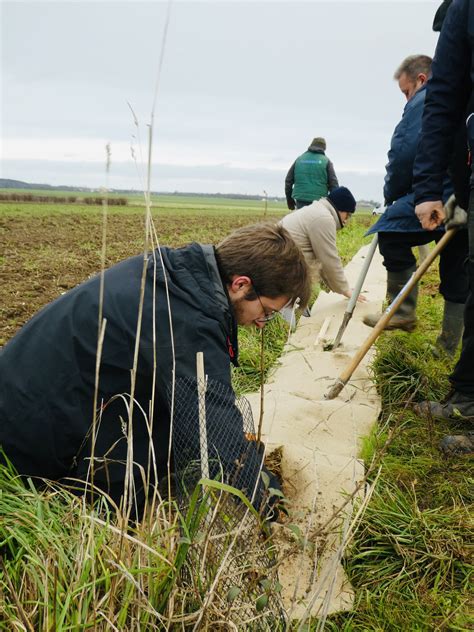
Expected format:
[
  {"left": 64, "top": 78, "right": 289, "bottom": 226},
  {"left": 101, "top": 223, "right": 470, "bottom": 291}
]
[
  {"left": 414, "top": 0, "right": 474, "bottom": 204},
  {"left": 0, "top": 244, "right": 272, "bottom": 513},
  {"left": 368, "top": 85, "right": 452, "bottom": 236}
]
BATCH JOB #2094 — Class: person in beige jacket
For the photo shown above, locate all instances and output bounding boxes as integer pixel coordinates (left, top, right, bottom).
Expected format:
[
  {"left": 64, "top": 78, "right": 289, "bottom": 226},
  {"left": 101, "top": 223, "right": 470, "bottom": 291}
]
[{"left": 280, "top": 186, "right": 361, "bottom": 302}]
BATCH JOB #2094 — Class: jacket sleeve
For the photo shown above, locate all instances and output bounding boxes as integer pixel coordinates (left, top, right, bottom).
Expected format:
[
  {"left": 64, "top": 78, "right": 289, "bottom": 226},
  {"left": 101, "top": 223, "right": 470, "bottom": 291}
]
[
  {"left": 171, "top": 322, "right": 281, "bottom": 515},
  {"left": 326, "top": 160, "right": 339, "bottom": 191},
  {"left": 285, "top": 162, "right": 296, "bottom": 203},
  {"left": 172, "top": 375, "right": 281, "bottom": 516},
  {"left": 384, "top": 96, "right": 424, "bottom": 204},
  {"left": 308, "top": 216, "right": 350, "bottom": 295},
  {"left": 413, "top": 0, "right": 471, "bottom": 204}
]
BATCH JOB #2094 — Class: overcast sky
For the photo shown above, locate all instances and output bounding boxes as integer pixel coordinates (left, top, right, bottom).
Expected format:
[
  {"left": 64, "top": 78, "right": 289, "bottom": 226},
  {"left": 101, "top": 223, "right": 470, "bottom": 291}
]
[{"left": 2, "top": 1, "right": 442, "bottom": 201}]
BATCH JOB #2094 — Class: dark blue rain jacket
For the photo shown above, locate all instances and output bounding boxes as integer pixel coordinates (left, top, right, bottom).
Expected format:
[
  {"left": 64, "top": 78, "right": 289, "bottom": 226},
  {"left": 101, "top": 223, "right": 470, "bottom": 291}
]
[
  {"left": 0, "top": 244, "right": 276, "bottom": 514},
  {"left": 414, "top": 0, "right": 474, "bottom": 204},
  {"left": 368, "top": 86, "right": 453, "bottom": 236}
]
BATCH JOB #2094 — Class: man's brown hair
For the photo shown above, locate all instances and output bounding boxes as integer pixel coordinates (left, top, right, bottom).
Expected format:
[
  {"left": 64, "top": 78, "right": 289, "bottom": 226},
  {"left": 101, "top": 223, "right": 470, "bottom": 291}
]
[
  {"left": 394, "top": 54, "right": 432, "bottom": 81},
  {"left": 216, "top": 222, "right": 311, "bottom": 308}
]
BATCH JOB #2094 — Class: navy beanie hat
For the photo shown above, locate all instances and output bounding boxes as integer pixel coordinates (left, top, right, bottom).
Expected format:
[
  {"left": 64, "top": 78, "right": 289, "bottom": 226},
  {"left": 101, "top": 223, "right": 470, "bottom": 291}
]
[{"left": 327, "top": 186, "right": 357, "bottom": 213}]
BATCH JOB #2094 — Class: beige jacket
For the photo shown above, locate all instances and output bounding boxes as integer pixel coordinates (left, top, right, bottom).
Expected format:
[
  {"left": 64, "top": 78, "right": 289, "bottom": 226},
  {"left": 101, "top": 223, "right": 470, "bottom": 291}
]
[{"left": 280, "top": 198, "right": 350, "bottom": 296}]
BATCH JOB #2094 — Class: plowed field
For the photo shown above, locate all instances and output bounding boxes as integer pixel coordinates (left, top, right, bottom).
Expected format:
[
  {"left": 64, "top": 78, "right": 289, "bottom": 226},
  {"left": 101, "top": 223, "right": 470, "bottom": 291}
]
[{"left": 1, "top": 210, "right": 268, "bottom": 345}]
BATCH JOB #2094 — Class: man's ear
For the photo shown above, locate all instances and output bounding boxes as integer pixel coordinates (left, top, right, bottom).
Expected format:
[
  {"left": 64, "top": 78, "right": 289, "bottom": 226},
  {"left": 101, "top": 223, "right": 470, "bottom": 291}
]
[
  {"left": 228, "top": 275, "right": 252, "bottom": 297},
  {"left": 418, "top": 72, "right": 428, "bottom": 86}
]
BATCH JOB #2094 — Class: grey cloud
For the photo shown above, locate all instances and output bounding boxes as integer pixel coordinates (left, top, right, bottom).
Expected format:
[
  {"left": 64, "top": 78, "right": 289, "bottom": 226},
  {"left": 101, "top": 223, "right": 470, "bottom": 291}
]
[{"left": 3, "top": 1, "right": 440, "bottom": 198}]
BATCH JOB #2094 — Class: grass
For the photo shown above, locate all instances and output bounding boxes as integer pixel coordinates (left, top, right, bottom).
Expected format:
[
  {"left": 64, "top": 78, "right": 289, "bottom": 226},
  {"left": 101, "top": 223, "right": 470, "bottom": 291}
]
[
  {"left": 233, "top": 318, "right": 289, "bottom": 395},
  {"left": 0, "top": 462, "right": 175, "bottom": 629},
  {"left": 0, "top": 458, "right": 286, "bottom": 629},
  {"left": 0, "top": 201, "right": 275, "bottom": 218},
  {"left": 0, "top": 196, "right": 374, "bottom": 629},
  {"left": 325, "top": 265, "right": 474, "bottom": 631},
  {"left": 337, "top": 212, "right": 373, "bottom": 265},
  {"left": 8, "top": 195, "right": 454, "bottom": 629},
  {"left": 0, "top": 191, "right": 286, "bottom": 218}
]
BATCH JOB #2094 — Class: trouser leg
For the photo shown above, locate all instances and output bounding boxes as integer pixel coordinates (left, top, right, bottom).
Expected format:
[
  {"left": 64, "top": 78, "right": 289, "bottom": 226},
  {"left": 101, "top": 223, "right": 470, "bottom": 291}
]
[
  {"left": 436, "top": 301, "right": 465, "bottom": 356},
  {"left": 371, "top": 231, "right": 468, "bottom": 347},
  {"left": 363, "top": 265, "right": 418, "bottom": 331},
  {"left": 363, "top": 233, "right": 424, "bottom": 331},
  {"left": 378, "top": 231, "right": 423, "bottom": 272},
  {"left": 450, "top": 193, "right": 474, "bottom": 396},
  {"left": 387, "top": 266, "right": 418, "bottom": 321},
  {"left": 438, "top": 228, "right": 469, "bottom": 303},
  {"left": 436, "top": 228, "right": 469, "bottom": 356}
]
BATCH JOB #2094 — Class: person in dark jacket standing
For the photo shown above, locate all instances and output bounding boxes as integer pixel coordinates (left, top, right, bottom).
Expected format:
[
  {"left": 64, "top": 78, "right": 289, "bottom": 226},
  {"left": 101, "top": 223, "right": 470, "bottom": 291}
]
[
  {"left": 0, "top": 223, "right": 311, "bottom": 513},
  {"left": 413, "top": 0, "right": 474, "bottom": 454},
  {"left": 285, "top": 137, "right": 339, "bottom": 210},
  {"left": 363, "top": 54, "right": 468, "bottom": 355}
]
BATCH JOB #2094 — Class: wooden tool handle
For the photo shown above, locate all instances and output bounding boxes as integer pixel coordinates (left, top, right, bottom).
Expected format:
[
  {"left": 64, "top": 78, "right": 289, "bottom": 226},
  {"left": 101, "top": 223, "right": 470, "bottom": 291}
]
[{"left": 325, "top": 228, "right": 458, "bottom": 399}]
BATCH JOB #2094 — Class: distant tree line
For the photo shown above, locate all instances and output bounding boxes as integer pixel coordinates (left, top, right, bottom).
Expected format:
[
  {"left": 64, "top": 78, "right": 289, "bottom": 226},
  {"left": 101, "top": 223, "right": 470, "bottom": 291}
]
[
  {"left": 0, "top": 179, "right": 286, "bottom": 202},
  {"left": 0, "top": 193, "right": 128, "bottom": 205},
  {"left": 83, "top": 196, "right": 127, "bottom": 206},
  {"left": 0, "top": 178, "right": 380, "bottom": 205}
]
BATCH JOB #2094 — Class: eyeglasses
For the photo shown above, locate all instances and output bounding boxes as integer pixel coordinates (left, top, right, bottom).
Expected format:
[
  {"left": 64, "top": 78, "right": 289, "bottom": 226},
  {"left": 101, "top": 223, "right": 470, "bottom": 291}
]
[{"left": 253, "top": 287, "right": 279, "bottom": 323}]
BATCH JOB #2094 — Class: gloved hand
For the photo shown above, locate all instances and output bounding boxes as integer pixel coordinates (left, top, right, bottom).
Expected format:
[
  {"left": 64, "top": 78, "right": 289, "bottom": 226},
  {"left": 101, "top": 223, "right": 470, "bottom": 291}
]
[
  {"left": 260, "top": 465, "right": 286, "bottom": 522},
  {"left": 287, "top": 198, "right": 296, "bottom": 211},
  {"left": 444, "top": 194, "right": 468, "bottom": 228}
]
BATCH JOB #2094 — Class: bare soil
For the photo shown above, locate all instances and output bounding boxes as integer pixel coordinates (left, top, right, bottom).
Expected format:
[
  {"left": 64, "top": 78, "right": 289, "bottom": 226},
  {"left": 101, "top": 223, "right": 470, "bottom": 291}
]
[{"left": 1, "top": 212, "right": 255, "bottom": 345}]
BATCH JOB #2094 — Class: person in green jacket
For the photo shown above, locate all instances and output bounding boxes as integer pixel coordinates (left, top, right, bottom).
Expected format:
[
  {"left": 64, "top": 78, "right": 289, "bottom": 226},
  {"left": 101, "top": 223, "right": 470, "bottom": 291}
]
[{"left": 285, "top": 137, "right": 339, "bottom": 210}]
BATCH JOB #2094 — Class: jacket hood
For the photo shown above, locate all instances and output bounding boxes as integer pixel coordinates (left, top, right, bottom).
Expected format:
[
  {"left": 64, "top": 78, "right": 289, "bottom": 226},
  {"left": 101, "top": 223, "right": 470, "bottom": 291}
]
[
  {"left": 147, "top": 243, "right": 230, "bottom": 320},
  {"left": 307, "top": 143, "right": 326, "bottom": 153},
  {"left": 147, "top": 243, "right": 239, "bottom": 364}
]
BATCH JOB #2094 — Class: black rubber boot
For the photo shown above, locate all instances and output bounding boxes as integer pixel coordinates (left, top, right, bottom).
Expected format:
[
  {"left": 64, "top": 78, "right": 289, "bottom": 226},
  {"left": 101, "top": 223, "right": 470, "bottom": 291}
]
[
  {"left": 435, "top": 300, "right": 465, "bottom": 357},
  {"left": 363, "top": 267, "right": 418, "bottom": 332}
]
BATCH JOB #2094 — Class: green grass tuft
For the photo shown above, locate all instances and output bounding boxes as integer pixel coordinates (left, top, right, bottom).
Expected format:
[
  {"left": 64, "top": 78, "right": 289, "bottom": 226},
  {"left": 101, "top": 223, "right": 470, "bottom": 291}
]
[
  {"left": 371, "top": 331, "right": 450, "bottom": 408},
  {"left": 325, "top": 275, "right": 473, "bottom": 631}
]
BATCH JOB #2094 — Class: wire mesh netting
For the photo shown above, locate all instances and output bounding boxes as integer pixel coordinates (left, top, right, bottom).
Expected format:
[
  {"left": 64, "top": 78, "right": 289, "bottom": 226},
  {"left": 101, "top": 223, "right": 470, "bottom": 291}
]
[{"left": 171, "top": 376, "right": 287, "bottom": 630}]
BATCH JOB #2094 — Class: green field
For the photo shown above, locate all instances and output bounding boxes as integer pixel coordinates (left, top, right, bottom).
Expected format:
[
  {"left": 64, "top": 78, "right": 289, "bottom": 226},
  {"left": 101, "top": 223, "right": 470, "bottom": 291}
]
[{"left": 0, "top": 188, "right": 287, "bottom": 217}]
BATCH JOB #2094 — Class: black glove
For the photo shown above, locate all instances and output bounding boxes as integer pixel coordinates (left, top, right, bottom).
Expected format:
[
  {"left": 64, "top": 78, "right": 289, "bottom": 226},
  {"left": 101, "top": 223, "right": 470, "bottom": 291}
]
[
  {"left": 444, "top": 194, "right": 468, "bottom": 228},
  {"left": 287, "top": 198, "right": 296, "bottom": 211}
]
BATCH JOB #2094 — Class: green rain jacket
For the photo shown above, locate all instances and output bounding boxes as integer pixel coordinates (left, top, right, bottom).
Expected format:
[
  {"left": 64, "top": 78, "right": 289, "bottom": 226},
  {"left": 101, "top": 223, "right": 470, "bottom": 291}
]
[{"left": 285, "top": 142, "right": 339, "bottom": 207}]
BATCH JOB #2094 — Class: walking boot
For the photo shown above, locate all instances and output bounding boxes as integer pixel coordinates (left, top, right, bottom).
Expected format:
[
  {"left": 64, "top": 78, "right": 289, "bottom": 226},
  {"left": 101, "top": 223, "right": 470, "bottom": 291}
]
[
  {"left": 413, "top": 390, "right": 474, "bottom": 422},
  {"left": 440, "top": 431, "right": 474, "bottom": 456},
  {"left": 435, "top": 300, "right": 464, "bottom": 357},
  {"left": 363, "top": 267, "right": 418, "bottom": 332}
]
